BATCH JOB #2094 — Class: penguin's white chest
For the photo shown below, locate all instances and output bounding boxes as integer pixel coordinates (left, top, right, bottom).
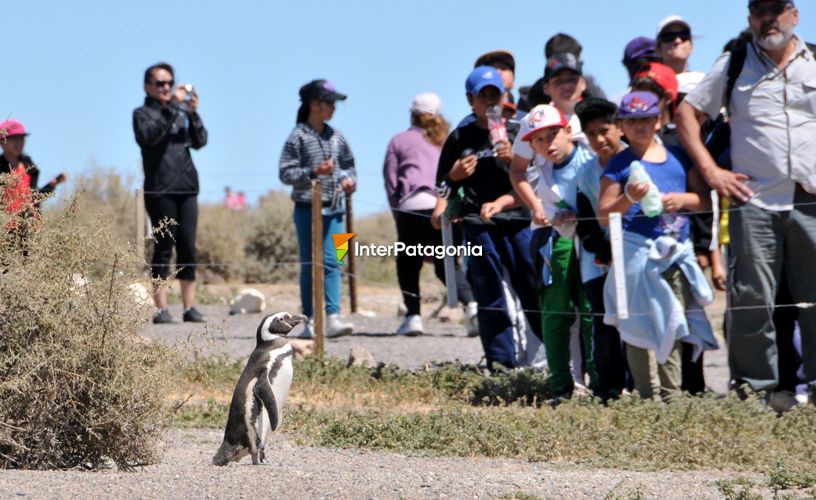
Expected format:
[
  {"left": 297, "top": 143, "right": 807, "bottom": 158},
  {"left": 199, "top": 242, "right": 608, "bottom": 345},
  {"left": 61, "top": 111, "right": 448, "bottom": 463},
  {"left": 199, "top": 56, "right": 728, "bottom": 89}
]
[{"left": 269, "top": 353, "right": 293, "bottom": 418}]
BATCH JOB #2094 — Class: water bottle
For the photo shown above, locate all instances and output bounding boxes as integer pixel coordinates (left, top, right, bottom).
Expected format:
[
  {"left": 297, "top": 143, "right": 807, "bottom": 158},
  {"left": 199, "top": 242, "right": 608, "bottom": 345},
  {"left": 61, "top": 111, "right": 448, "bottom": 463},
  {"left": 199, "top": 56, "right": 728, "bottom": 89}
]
[
  {"left": 627, "top": 161, "right": 663, "bottom": 217},
  {"left": 486, "top": 105, "right": 507, "bottom": 146}
]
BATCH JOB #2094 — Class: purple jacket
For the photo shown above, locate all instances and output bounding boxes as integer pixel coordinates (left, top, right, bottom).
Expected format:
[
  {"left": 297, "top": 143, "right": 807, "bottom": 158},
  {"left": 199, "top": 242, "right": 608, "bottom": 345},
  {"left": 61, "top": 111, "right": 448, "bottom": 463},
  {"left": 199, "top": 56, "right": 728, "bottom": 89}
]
[{"left": 383, "top": 127, "right": 440, "bottom": 208}]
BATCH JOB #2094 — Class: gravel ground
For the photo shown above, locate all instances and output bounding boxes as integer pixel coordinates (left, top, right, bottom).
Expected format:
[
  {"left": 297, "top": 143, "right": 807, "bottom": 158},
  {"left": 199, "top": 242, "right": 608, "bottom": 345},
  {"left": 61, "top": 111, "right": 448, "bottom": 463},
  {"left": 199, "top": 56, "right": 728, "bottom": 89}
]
[
  {"left": 1, "top": 286, "right": 742, "bottom": 498},
  {"left": 0, "top": 429, "right": 760, "bottom": 499},
  {"left": 139, "top": 284, "right": 730, "bottom": 393}
]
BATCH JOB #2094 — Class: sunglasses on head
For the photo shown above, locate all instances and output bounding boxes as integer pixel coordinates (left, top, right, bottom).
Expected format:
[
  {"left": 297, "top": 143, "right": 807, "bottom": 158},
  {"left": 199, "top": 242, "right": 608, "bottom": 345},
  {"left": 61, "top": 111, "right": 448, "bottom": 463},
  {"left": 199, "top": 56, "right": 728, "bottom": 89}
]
[
  {"left": 151, "top": 80, "right": 174, "bottom": 88},
  {"left": 749, "top": 2, "right": 791, "bottom": 17},
  {"left": 658, "top": 29, "right": 692, "bottom": 44}
]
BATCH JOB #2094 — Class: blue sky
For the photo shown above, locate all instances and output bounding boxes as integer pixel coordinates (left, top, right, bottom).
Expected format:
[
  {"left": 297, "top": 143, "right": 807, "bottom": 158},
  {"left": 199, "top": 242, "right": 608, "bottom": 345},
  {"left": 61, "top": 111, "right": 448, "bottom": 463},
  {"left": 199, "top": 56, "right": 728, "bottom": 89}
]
[{"left": 5, "top": 1, "right": 815, "bottom": 215}]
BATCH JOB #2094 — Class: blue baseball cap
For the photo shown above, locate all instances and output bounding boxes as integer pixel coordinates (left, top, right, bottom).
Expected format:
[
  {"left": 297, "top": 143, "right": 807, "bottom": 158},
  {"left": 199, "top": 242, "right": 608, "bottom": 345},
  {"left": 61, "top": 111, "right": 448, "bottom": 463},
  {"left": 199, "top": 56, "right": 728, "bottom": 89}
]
[
  {"left": 617, "top": 91, "right": 661, "bottom": 119},
  {"left": 465, "top": 66, "right": 505, "bottom": 95},
  {"left": 749, "top": 0, "right": 794, "bottom": 5}
]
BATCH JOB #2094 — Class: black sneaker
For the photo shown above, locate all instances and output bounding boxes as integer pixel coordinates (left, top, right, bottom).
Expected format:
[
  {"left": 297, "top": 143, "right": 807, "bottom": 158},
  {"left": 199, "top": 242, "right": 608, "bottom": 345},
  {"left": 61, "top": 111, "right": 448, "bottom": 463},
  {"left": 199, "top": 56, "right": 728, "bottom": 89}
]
[
  {"left": 153, "top": 309, "right": 176, "bottom": 324},
  {"left": 183, "top": 307, "right": 207, "bottom": 323}
]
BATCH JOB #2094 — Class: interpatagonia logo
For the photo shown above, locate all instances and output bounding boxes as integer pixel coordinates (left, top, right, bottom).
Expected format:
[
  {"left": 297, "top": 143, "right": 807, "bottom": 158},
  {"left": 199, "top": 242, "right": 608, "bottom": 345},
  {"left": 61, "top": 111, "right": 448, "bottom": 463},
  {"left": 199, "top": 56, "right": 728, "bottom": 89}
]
[{"left": 332, "top": 232, "right": 355, "bottom": 265}]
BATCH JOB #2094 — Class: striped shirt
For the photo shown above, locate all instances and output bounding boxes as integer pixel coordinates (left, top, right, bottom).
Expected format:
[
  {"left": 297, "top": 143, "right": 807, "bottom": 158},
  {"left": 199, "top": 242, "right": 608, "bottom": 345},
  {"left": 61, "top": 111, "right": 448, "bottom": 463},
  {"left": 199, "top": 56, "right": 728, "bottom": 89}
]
[{"left": 278, "top": 123, "right": 356, "bottom": 212}]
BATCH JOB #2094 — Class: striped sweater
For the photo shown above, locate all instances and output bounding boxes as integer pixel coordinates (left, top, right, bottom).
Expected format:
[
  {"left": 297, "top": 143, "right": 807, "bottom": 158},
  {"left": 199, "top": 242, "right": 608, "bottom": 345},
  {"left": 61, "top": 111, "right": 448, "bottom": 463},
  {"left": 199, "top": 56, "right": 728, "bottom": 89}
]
[{"left": 278, "top": 123, "right": 355, "bottom": 211}]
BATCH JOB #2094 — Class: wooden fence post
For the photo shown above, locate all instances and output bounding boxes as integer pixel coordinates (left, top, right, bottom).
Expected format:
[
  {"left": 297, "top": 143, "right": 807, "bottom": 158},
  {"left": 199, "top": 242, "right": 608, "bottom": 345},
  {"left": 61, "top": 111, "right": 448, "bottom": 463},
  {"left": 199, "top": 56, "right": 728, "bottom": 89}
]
[
  {"left": 345, "top": 192, "right": 357, "bottom": 313},
  {"left": 135, "top": 189, "right": 145, "bottom": 266},
  {"left": 312, "top": 181, "right": 324, "bottom": 357}
]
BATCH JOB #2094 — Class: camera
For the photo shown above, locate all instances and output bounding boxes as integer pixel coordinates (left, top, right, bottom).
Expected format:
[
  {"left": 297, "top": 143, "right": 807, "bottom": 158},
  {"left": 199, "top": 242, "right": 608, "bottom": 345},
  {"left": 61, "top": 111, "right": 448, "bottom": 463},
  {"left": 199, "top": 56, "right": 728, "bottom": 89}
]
[{"left": 183, "top": 84, "right": 194, "bottom": 102}]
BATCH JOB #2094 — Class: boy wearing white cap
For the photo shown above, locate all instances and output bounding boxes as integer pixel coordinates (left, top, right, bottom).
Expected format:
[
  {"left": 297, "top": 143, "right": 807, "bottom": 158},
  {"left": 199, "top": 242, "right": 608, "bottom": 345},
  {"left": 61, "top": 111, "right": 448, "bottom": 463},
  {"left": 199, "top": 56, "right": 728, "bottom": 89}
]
[{"left": 512, "top": 104, "right": 597, "bottom": 399}]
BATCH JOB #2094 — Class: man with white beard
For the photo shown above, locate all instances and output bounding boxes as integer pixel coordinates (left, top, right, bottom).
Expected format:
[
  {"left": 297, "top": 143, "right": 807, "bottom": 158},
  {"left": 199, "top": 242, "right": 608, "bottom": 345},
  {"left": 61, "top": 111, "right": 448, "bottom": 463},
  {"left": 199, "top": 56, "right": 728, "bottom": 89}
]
[{"left": 676, "top": 0, "right": 816, "bottom": 403}]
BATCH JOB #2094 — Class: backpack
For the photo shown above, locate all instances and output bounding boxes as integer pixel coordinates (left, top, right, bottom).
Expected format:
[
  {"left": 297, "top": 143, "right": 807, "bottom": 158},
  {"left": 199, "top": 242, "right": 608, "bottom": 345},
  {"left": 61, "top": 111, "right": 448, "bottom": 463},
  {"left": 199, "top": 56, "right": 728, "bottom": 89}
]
[{"left": 724, "top": 41, "right": 816, "bottom": 115}]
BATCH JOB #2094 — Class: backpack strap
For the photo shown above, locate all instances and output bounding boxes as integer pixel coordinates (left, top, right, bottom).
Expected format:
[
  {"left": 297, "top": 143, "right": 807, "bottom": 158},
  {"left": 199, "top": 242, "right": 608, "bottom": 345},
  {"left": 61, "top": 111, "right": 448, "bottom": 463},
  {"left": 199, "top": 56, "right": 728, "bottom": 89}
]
[
  {"left": 725, "top": 42, "right": 816, "bottom": 116},
  {"left": 724, "top": 45, "right": 748, "bottom": 118}
]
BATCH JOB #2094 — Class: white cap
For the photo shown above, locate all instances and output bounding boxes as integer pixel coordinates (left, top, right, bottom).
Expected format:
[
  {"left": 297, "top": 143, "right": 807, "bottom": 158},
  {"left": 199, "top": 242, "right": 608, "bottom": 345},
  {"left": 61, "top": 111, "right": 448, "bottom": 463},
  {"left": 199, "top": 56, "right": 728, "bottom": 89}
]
[
  {"left": 410, "top": 92, "right": 441, "bottom": 116},
  {"left": 656, "top": 15, "right": 691, "bottom": 38},
  {"left": 676, "top": 71, "right": 705, "bottom": 94},
  {"left": 520, "top": 105, "right": 568, "bottom": 142}
]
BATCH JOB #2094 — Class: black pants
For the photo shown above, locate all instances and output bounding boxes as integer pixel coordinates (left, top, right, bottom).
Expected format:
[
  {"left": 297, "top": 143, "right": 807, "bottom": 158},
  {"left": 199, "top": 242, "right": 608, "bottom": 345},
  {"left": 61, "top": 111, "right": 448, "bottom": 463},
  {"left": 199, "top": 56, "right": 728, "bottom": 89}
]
[
  {"left": 145, "top": 194, "right": 198, "bottom": 281},
  {"left": 681, "top": 345, "right": 706, "bottom": 394},
  {"left": 585, "top": 275, "right": 628, "bottom": 401},
  {"left": 394, "top": 209, "right": 474, "bottom": 315},
  {"left": 775, "top": 271, "right": 802, "bottom": 392}
]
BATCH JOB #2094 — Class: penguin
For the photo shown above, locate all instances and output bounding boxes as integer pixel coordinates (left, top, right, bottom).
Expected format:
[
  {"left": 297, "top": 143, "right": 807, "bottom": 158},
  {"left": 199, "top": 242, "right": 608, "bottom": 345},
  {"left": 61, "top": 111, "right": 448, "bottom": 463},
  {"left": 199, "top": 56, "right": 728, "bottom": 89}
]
[{"left": 212, "top": 311, "right": 307, "bottom": 466}]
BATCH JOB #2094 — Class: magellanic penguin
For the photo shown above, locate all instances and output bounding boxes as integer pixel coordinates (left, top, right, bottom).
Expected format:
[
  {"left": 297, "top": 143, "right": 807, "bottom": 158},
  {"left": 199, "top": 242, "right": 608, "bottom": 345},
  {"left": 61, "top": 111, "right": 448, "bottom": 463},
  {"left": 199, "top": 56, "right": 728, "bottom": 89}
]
[{"left": 212, "top": 311, "right": 307, "bottom": 466}]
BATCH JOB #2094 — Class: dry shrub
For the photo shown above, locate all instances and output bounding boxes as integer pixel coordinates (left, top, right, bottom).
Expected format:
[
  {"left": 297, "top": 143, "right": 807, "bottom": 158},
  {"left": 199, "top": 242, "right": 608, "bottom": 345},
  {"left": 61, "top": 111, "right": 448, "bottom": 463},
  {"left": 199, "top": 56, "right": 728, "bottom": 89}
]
[
  {"left": 354, "top": 210, "right": 398, "bottom": 285},
  {"left": 55, "top": 167, "right": 137, "bottom": 244},
  {"left": 242, "top": 190, "right": 299, "bottom": 284},
  {"left": 195, "top": 204, "right": 248, "bottom": 283},
  {"left": 0, "top": 190, "right": 177, "bottom": 470}
]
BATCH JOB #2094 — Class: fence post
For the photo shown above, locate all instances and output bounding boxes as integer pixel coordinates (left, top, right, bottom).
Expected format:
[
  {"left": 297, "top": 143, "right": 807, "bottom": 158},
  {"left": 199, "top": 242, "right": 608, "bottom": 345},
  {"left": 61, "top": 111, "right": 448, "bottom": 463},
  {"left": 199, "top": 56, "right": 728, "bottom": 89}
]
[
  {"left": 345, "top": 192, "right": 357, "bottom": 313},
  {"left": 311, "top": 181, "right": 325, "bottom": 357},
  {"left": 609, "top": 212, "right": 628, "bottom": 320},
  {"left": 135, "top": 189, "right": 145, "bottom": 266}
]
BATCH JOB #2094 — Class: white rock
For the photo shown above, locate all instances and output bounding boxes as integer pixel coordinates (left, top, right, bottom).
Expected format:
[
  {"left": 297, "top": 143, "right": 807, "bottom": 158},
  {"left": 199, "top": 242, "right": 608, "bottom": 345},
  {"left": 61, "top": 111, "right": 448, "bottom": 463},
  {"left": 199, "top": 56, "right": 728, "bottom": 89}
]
[
  {"left": 128, "top": 283, "right": 152, "bottom": 307},
  {"left": 347, "top": 346, "right": 376, "bottom": 368},
  {"left": 228, "top": 288, "right": 266, "bottom": 315},
  {"left": 289, "top": 339, "right": 315, "bottom": 359}
]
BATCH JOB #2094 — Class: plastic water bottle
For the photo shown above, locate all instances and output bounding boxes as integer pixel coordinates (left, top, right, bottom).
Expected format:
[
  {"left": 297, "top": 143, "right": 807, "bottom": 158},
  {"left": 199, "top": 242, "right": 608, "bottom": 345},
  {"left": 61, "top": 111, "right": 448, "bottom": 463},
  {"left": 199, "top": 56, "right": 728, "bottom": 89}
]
[
  {"left": 486, "top": 105, "right": 507, "bottom": 146},
  {"left": 627, "top": 161, "right": 663, "bottom": 217}
]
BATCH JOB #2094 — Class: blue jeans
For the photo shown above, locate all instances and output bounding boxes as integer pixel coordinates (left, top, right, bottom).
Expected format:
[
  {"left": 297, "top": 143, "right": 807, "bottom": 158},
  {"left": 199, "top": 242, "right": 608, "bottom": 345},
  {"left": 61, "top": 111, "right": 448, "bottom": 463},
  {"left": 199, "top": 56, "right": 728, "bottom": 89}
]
[
  {"left": 464, "top": 223, "right": 540, "bottom": 370},
  {"left": 294, "top": 206, "right": 343, "bottom": 317}
]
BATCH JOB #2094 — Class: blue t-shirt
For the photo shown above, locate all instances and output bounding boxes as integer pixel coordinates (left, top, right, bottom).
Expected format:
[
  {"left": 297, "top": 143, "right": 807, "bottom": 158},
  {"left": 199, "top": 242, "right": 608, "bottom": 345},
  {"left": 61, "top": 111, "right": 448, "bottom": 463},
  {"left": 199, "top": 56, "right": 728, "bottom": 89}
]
[{"left": 602, "top": 147, "right": 691, "bottom": 242}]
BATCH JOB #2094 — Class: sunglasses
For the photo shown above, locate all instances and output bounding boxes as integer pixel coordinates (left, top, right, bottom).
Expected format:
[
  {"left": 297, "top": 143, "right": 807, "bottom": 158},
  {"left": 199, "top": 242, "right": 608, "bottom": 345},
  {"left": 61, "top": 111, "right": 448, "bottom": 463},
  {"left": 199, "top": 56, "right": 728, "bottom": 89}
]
[
  {"left": 151, "top": 80, "right": 174, "bottom": 88},
  {"left": 749, "top": 2, "right": 791, "bottom": 17},
  {"left": 658, "top": 29, "right": 692, "bottom": 44}
]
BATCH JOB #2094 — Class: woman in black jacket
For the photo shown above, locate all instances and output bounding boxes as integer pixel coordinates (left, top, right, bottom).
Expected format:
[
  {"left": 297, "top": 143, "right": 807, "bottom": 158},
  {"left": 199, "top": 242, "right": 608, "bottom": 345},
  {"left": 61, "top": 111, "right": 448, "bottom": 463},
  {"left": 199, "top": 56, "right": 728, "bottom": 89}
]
[{"left": 133, "top": 62, "right": 208, "bottom": 324}]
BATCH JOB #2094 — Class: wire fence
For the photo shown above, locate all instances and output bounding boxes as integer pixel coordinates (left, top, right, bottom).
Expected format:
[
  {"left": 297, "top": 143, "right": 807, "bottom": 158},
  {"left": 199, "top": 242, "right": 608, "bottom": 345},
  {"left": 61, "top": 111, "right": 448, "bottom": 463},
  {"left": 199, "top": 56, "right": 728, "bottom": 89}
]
[{"left": 136, "top": 183, "right": 816, "bottom": 319}]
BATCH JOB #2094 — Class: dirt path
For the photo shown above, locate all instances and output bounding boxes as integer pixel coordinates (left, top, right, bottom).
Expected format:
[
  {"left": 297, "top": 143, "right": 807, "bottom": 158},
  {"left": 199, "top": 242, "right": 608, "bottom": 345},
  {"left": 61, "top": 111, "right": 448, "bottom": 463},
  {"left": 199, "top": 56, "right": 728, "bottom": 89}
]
[
  {"left": 0, "top": 285, "right": 742, "bottom": 498},
  {"left": 0, "top": 429, "right": 758, "bottom": 499}
]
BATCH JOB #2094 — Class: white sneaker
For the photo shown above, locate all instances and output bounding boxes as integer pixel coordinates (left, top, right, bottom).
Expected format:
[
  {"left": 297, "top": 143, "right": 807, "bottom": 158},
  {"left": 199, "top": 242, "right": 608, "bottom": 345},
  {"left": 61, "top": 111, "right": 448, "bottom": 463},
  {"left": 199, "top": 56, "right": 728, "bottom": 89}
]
[
  {"left": 325, "top": 313, "right": 353, "bottom": 338},
  {"left": 293, "top": 318, "right": 314, "bottom": 339},
  {"left": 464, "top": 302, "right": 479, "bottom": 337},
  {"left": 396, "top": 314, "right": 423, "bottom": 336}
]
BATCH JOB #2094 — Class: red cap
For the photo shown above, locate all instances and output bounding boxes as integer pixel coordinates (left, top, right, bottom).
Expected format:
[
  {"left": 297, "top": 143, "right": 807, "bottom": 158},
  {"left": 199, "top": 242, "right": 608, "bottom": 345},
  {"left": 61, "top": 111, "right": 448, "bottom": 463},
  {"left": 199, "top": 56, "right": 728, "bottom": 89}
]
[
  {"left": 0, "top": 119, "right": 28, "bottom": 137},
  {"left": 634, "top": 62, "right": 679, "bottom": 106}
]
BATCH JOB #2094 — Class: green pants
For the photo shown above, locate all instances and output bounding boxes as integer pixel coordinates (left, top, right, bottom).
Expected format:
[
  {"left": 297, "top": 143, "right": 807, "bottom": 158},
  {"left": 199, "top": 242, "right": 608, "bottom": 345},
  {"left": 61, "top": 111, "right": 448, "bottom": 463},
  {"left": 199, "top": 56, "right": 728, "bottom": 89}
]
[
  {"left": 626, "top": 266, "right": 694, "bottom": 401},
  {"left": 539, "top": 236, "right": 594, "bottom": 396}
]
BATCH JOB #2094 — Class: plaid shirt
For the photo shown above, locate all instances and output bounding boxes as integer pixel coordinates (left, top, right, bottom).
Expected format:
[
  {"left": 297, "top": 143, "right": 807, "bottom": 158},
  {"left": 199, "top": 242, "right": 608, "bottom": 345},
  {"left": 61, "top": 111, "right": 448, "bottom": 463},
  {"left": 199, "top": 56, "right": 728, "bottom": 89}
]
[{"left": 279, "top": 123, "right": 355, "bottom": 212}]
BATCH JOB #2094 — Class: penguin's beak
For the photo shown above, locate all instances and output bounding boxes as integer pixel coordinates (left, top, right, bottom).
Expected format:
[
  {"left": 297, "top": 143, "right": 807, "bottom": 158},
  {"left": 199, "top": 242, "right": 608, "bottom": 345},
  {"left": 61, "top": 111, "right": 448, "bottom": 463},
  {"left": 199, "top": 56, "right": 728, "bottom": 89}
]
[{"left": 272, "top": 314, "right": 308, "bottom": 336}]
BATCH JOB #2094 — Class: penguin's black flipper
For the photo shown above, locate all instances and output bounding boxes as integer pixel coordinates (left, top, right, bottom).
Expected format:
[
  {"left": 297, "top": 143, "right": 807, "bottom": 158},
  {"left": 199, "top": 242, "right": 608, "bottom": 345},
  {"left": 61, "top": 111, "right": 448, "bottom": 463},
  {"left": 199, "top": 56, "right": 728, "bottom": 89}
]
[{"left": 253, "top": 380, "right": 280, "bottom": 431}]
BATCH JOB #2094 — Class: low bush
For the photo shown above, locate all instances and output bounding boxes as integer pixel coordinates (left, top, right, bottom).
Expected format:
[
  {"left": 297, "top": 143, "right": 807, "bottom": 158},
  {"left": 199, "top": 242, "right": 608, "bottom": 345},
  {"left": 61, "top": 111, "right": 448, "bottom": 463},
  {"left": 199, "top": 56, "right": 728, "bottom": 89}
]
[{"left": 0, "top": 192, "right": 177, "bottom": 470}]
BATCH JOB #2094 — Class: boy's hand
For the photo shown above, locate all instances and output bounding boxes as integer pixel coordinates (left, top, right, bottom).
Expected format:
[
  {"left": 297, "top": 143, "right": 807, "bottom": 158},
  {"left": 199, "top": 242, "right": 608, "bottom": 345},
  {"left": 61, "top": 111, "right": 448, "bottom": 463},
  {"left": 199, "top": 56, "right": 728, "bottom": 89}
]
[
  {"left": 493, "top": 140, "right": 512, "bottom": 164},
  {"left": 532, "top": 208, "right": 549, "bottom": 226},
  {"left": 449, "top": 155, "right": 477, "bottom": 181},
  {"left": 711, "top": 259, "right": 727, "bottom": 291},
  {"left": 625, "top": 181, "right": 650, "bottom": 202},
  {"left": 480, "top": 201, "right": 501, "bottom": 221},
  {"left": 661, "top": 193, "right": 685, "bottom": 213}
]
